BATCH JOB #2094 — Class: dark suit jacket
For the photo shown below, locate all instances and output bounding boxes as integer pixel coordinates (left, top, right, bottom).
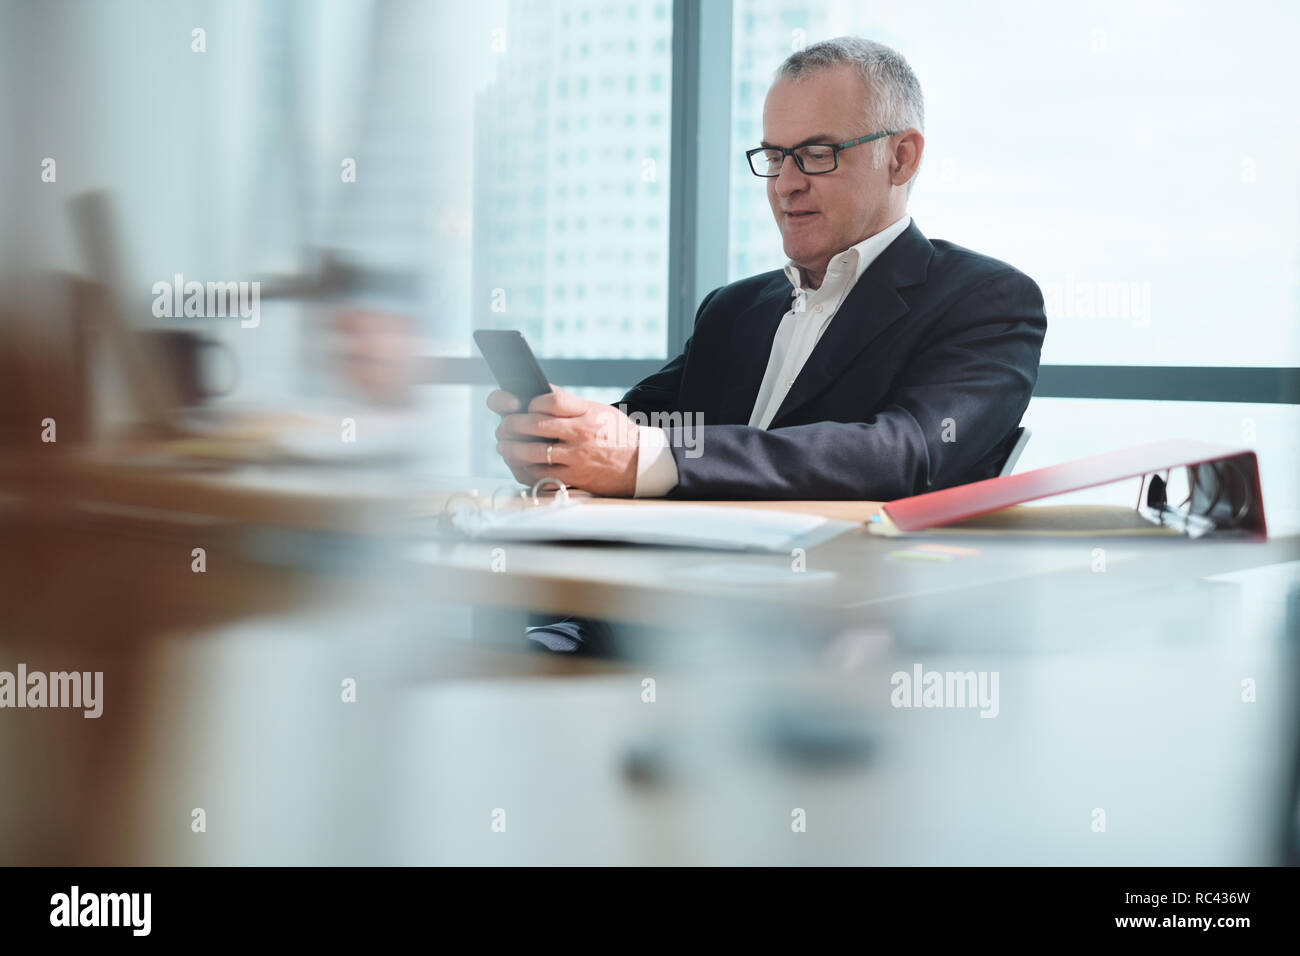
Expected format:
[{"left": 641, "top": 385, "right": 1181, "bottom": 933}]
[{"left": 618, "top": 220, "right": 1047, "bottom": 500}]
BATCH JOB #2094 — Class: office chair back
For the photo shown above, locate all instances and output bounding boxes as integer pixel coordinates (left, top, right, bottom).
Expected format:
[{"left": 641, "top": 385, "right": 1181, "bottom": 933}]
[{"left": 999, "top": 426, "right": 1031, "bottom": 477}]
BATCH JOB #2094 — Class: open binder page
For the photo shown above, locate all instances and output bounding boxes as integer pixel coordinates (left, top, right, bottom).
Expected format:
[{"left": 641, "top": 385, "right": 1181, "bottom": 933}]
[
  {"left": 451, "top": 502, "right": 858, "bottom": 552},
  {"left": 869, "top": 503, "right": 1183, "bottom": 537}
]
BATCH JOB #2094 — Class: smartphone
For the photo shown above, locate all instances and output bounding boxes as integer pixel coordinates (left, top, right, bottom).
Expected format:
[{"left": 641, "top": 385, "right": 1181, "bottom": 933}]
[{"left": 472, "top": 329, "right": 552, "bottom": 408}]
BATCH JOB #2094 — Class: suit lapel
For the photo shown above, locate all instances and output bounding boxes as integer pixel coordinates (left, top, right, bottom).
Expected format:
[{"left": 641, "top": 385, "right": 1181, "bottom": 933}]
[
  {"left": 716, "top": 271, "right": 791, "bottom": 424},
  {"left": 769, "top": 221, "right": 934, "bottom": 427}
]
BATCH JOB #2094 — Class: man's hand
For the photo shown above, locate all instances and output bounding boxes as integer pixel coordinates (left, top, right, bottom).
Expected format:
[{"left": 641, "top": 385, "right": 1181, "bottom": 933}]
[{"left": 487, "top": 386, "right": 640, "bottom": 496}]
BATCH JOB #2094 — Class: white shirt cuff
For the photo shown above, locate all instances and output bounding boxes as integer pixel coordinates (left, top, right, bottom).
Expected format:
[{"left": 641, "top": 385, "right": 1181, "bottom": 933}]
[{"left": 633, "top": 426, "right": 679, "bottom": 498}]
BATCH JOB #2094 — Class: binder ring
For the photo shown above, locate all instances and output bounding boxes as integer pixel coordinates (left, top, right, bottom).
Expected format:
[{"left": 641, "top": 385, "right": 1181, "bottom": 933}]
[
  {"left": 491, "top": 485, "right": 529, "bottom": 512},
  {"left": 1217, "top": 459, "right": 1253, "bottom": 525},
  {"left": 530, "top": 476, "right": 569, "bottom": 505},
  {"left": 437, "top": 492, "right": 481, "bottom": 535},
  {"left": 1143, "top": 460, "right": 1256, "bottom": 534}
]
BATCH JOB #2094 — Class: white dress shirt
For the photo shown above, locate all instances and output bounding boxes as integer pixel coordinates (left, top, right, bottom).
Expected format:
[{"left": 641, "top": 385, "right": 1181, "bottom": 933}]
[{"left": 634, "top": 215, "right": 912, "bottom": 497}]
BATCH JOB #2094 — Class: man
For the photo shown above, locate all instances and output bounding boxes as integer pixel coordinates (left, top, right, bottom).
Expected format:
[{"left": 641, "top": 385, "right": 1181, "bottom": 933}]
[{"left": 489, "top": 37, "right": 1046, "bottom": 650}]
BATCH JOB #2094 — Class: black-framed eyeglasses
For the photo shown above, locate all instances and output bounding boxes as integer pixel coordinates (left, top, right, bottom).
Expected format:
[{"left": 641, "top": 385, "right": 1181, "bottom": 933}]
[{"left": 746, "top": 130, "right": 901, "bottom": 177}]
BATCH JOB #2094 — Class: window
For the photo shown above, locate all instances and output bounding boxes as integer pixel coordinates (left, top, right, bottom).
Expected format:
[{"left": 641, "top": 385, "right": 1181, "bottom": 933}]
[{"left": 728, "top": 0, "right": 1300, "bottom": 369}]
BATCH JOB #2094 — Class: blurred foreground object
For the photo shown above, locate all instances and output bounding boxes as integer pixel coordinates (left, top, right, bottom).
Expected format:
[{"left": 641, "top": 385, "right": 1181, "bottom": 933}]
[
  {"left": 320, "top": 307, "right": 419, "bottom": 408},
  {"left": 0, "top": 273, "right": 94, "bottom": 451}
]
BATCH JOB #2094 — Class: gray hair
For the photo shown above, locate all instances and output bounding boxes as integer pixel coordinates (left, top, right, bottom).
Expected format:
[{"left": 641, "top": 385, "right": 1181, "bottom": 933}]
[{"left": 775, "top": 37, "right": 924, "bottom": 177}]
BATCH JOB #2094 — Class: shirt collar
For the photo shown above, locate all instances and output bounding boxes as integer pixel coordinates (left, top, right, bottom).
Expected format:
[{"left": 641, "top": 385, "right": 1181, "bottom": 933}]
[{"left": 784, "top": 214, "right": 912, "bottom": 300}]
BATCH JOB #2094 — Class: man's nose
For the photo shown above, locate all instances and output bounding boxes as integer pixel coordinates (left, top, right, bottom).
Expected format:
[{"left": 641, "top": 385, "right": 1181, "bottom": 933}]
[{"left": 773, "top": 154, "right": 810, "bottom": 197}]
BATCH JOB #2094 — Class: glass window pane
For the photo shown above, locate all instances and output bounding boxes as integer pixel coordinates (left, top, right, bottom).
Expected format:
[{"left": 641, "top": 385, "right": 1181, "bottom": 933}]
[
  {"left": 441, "top": 0, "right": 673, "bottom": 361},
  {"left": 729, "top": 1, "right": 1300, "bottom": 368}
]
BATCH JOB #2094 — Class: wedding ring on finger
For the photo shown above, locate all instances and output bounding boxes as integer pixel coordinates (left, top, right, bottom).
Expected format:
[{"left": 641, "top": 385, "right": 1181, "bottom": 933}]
[{"left": 546, "top": 443, "right": 553, "bottom": 466}]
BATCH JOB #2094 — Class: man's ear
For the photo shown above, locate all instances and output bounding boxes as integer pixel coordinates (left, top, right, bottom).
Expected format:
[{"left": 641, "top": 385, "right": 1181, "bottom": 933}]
[{"left": 891, "top": 129, "right": 925, "bottom": 186}]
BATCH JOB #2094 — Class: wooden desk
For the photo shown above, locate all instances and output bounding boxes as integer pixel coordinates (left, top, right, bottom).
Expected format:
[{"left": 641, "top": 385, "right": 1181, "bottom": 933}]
[
  {"left": 5, "top": 453, "right": 1297, "bottom": 636},
  {"left": 4, "top": 455, "right": 1297, "bottom": 865}
]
